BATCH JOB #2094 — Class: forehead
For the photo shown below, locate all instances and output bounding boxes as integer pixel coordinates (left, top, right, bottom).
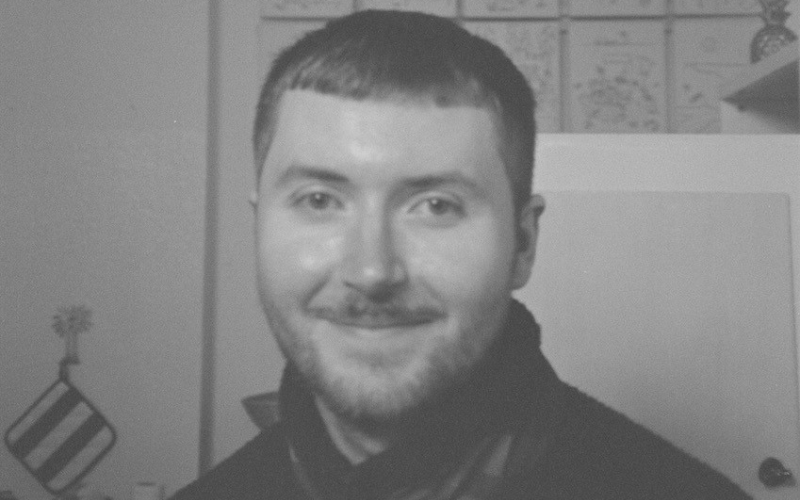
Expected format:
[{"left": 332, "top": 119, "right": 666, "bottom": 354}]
[{"left": 265, "top": 90, "right": 504, "bottom": 179}]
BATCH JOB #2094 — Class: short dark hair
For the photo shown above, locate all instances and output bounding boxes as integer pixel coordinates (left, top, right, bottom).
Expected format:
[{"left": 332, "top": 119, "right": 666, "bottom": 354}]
[{"left": 253, "top": 9, "right": 536, "bottom": 213}]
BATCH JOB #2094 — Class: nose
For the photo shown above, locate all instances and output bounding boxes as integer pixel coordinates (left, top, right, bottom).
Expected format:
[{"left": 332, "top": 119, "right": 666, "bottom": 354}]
[{"left": 341, "top": 212, "right": 408, "bottom": 300}]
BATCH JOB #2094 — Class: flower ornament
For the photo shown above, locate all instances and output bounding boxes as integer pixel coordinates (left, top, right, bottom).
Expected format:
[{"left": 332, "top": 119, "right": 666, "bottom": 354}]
[{"left": 52, "top": 305, "right": 93, "bottom": 366}]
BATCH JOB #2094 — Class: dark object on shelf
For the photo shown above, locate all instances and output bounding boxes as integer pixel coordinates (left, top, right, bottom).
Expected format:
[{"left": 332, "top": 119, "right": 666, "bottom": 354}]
[
  {"left": 751, "top": 0, "right": 798, "bottom": 63},
  {"left": 759, "top": 456, "right": 794, "bottom": 487}
]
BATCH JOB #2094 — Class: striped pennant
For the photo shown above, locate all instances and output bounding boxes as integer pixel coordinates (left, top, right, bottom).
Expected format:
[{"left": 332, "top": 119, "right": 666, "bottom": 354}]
[{"left": 4, "top": 378, "right": 116, "bottom": 495}]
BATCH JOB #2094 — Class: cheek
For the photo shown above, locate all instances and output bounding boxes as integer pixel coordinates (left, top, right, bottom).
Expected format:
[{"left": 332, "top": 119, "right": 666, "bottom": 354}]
[
  {"left": 257, "top": 217, "right": 343, "bottom": 294},
  {"left": 408, "top": 223, "right": 515, "bottom": 302}
]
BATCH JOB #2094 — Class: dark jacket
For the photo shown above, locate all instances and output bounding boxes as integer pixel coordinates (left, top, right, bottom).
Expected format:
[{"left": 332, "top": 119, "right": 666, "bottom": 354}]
[{"left": 171, "top": 302, "right": 751, "bottom": 500}]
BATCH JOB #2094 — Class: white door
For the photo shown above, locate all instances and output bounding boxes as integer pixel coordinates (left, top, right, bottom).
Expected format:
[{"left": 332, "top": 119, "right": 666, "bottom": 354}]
[{"left": 515, "top": 191, "right": 799, "bottom": 498}]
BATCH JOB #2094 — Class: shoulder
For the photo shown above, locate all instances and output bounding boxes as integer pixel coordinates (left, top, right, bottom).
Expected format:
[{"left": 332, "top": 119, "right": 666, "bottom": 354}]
[
  {"left": 510, "top": 383, "right": 752, "bottom": 500},
  {"left": 168, "top": 424, "right": 303, "bottom": 500}
]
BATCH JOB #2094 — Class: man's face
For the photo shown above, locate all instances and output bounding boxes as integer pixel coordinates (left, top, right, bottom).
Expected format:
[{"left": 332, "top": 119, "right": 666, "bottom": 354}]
[{"left": 254, "top": 90, "right": 537, "bottom": 422}]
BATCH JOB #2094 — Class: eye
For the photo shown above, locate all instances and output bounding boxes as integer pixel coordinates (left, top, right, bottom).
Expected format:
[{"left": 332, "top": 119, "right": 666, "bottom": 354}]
[
  {"left": 426, "top": 197, "right": 460, "bottom": 216},
  {"left": 293, "top": 191, "right": 343, "bottom": 213},
  {"left": 410, "top": 195, "right": 465, "bottom": 219}
]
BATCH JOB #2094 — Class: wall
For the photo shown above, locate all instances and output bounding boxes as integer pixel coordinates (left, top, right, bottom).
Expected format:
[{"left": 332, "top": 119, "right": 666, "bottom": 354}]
[
  {"left": 210, "top": 0, "right": 274, "bottom": 467},
  {"left": 0, "top": 2, "right": 208, "bottom": 499}
]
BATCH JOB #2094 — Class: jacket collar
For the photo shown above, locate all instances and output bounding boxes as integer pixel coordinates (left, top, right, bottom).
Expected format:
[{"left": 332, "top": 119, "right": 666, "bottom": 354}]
[{"left": 247, "top": 300, "right": 558, "bottom": 499}]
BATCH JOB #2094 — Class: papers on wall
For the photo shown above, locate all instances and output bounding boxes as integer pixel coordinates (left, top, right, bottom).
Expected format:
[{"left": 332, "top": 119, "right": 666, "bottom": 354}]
[
  {"left": 671, "top": 17, "right": 763, "bottom": 133},
  {"left": 359, "top": 0, "right": 457, "bottom": 16},
  {"left": 462, "top": 0, "right": 559, "bottom": 18},
  {"left": 673, "top": 0, "right": 761, "bottom": 15},
  {"left": 569, "top": 0, "right": 667, "bottom": 17},
  {"left": 261, "top": 0, "right": 353, "bottom": 17},
  {"left": 568, "top": 21, "right": 666, "bottom": 133},
  {"left": 465, "top": 21, "right": 562, "bottom": 132},
  {"left": 257, "top": 0, "right": 768, "bottom": 133}
]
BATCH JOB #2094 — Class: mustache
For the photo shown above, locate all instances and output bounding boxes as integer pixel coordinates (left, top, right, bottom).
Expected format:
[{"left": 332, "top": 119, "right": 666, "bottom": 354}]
[{"left": 308, "top": 297, "right": 444, "bottom": 328}]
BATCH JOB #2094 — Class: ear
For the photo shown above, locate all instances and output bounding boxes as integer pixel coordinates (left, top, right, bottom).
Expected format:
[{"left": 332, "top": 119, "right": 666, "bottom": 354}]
[{"left": 511, "top": 194, "right": 545, "bottom": 290}]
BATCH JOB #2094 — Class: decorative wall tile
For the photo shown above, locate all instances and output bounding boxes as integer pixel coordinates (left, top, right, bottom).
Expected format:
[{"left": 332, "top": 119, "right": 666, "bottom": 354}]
[
  {"left": 671, "top": 17, "right": 763, "bottom": 132},
  {"left": 569, "top": 0, "right": 667, "bottom": 17},
  {"left": 358, "top": 0, "right": 457, "bottom": 16},
  {"left": 261, "top": 0, "right": 353, "bottom": 17},
  {"left": 465, "top": 21, "right": 562, "bottom": 132},
  {"left": 462, "top": 0, "right": 559, "bottom": 18},
  {"left": 257, "top": 1, "right": 769, "bottom": 134},
  {"left": 569, "top": 21, "right": 667, "bottom": 132},
  {"left": 673, "top": 0, "right": 761, "bottom": 15}
]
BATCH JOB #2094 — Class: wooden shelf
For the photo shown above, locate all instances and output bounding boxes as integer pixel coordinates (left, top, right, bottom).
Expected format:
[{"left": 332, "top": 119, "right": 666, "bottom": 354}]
[{"left": 721, "top": 41, "right": 799, "bottom": 108}]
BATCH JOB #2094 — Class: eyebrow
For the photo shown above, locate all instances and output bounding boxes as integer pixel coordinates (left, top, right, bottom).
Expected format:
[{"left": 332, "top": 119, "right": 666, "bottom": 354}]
[
  {"left": 403, "top": 172, "right": 484, "bottom": 195},
  {"left": 276, "top": 165, "right": 349, "bottom": 186},
  {"left": 276, "top": 164, "right": 485, "bottom": 195}
]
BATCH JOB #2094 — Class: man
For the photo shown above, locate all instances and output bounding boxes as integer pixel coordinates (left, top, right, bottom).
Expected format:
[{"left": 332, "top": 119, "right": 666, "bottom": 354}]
[{"left": 172, "top": 10, "right": 750, "bottom": 499}]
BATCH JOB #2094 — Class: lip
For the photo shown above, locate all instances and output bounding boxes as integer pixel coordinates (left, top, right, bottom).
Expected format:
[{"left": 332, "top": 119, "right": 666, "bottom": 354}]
[{"left": 308, "top": 308, "right": 443, "bottom": 330}]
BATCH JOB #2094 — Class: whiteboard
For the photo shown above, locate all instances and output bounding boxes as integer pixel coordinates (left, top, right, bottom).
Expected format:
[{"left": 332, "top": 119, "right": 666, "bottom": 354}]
[{"left": 516, "top": 191, "right": 799, "bottom": 498}]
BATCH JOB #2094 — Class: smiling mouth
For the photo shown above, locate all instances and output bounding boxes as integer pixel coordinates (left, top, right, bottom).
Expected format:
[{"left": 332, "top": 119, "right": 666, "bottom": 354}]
[{"left": 309, "top": 305, "right": 444, "bottom": 329}]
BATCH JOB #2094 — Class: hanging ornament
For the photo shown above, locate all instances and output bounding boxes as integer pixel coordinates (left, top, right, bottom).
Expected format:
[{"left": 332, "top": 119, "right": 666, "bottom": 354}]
[
  {"left": 4, "top": 306, "right": 116, "bottom": 496},
  {"left": 52, "top": 305, "right": 92, "bottom": 371},
  {"left": 751, "top": 0, "right": 798, "bottom": 63}
]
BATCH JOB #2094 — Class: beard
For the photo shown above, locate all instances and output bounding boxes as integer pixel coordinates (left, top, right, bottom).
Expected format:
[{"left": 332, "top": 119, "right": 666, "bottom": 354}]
[{"left": 263, "top": 298, "right": 505, "bottom": 424}]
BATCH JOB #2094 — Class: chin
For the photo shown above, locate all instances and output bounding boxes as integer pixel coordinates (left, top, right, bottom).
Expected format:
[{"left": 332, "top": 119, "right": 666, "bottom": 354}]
[
  {"left": 307, "top": 340, "right": 483, "bottom": 422},
  {"left": 317, "top": 373, "right": 433, "bottom": 422}
]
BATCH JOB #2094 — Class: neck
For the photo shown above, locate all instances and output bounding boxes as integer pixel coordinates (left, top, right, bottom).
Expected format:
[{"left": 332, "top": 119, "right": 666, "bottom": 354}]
[{"left": 314, "top": 397, "right": 396, "bottom": 464}]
